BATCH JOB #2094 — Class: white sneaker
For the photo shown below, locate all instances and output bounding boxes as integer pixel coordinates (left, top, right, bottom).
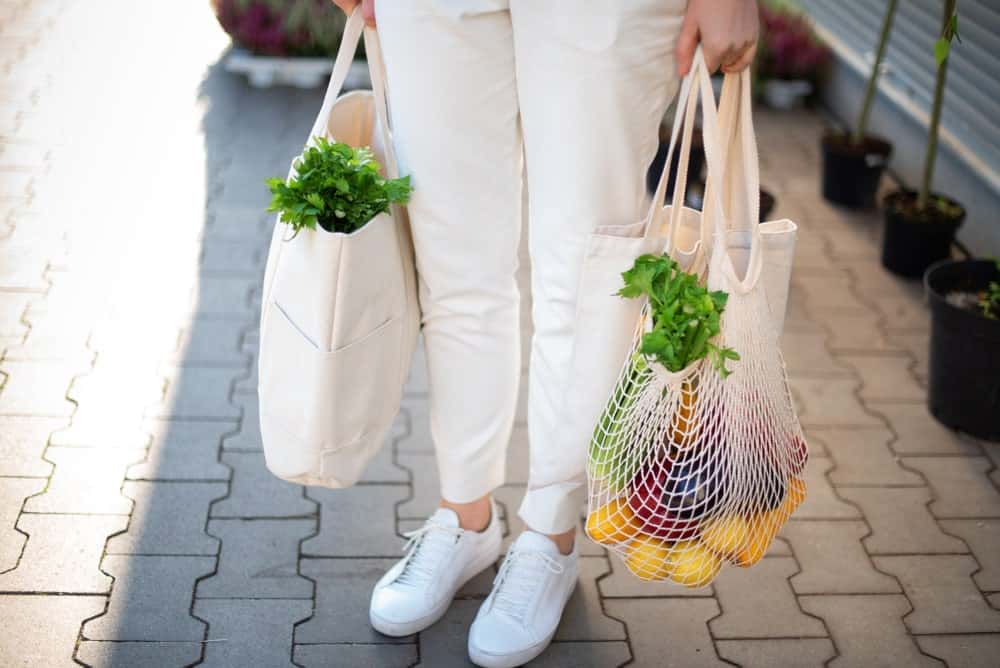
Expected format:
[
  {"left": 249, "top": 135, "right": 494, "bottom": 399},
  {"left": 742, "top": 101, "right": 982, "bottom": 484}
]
[
  {"left": 468, "top": 531, "right": 579, "bottom": 668},
  {"left": 369, "top": 500, "right": 502, "bottom": 637}
]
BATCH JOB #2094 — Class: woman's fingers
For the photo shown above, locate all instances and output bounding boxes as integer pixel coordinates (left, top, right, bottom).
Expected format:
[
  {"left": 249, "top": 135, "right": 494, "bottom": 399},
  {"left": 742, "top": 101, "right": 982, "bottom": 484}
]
[
  {"left": 721, "top": 41, "right": 757, "bottom": 73},
  {"left": 675, "top": 10, "right": 699, "bottom": 76},
  {"left": 362, "top": 0, "right": 376, "bottom": 27}
]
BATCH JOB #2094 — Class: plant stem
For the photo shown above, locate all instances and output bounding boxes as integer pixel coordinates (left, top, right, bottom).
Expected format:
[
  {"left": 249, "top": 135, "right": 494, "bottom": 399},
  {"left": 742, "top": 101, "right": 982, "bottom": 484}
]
[
  {"left": 852, "top": 0, "right": 898, "bottom": 145},
  {"left": 918, "top": 0, "right": 956, "bottom": 210}
]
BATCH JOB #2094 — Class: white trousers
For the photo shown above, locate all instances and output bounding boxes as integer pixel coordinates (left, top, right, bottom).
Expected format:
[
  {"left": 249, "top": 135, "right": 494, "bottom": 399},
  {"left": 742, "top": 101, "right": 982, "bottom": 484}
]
[{"left": 376, "top": 0, "right": 685, "bottom": 534}]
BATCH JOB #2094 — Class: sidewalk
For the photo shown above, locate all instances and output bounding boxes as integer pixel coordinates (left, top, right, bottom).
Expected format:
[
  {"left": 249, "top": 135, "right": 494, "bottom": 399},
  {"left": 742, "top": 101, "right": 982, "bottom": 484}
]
[{"left": 2, "top": 1, "right": 999, "bottom": 666}]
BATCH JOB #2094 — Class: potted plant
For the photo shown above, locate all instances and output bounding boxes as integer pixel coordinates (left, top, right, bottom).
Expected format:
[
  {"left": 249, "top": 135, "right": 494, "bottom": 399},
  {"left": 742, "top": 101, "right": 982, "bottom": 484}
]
[
  {"left": 820, "top": 0, "right": 897, "bottom": 209},
  {"left": 266, "top": 137, "right": 412, "bottom": 236},
  {"left": 212, "top": 0, "right": 367, "bottom": 88},
  {"left": 881, "top": 1, "right": 965, "bottom": 278},
  {"left": 756, "top": 2, "right": 831, "bottom": 110},
  {"left": 925, "top": 259, "right": 1000, "bottom": 441}
]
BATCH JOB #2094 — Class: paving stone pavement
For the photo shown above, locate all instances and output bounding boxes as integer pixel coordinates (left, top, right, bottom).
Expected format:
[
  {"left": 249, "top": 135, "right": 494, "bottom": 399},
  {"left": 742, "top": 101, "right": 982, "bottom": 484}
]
[{"left": 1, "top": 1, "right": 999, "bottom": 667}]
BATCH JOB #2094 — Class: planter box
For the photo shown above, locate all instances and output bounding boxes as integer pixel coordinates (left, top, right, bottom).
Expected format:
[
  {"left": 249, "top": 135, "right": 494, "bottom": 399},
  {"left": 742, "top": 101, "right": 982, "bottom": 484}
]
[{"left": 224, "top": 46, "right": 371, "bottom": 89}]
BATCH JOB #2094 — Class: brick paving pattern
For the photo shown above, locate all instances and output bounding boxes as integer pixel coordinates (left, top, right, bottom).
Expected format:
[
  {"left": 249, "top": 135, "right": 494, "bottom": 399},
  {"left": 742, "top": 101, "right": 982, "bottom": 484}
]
[{"left": 2, "top": 1, "right": 999, "bottom": 666}]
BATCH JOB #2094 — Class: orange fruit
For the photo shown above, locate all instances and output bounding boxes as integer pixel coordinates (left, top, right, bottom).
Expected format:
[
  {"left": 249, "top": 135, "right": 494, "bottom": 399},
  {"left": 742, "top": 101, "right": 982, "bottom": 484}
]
[
  {"left": 625, "top": 535, "right": 673, "bottom": 580},
  {"left": 735, "top": 512, "right": 782, "bottom": 567},
  {"left": 586, "top": 498, "right": 640, "bottom": 545},
  {"left": 670, "top": 379, "right": 698, "bottom": 446},
  {"left": 700, "top": 515, "right": 752, "bottom": 559},
  {"left": 668, "top": 539, "right": 723, "bottom": 588}
]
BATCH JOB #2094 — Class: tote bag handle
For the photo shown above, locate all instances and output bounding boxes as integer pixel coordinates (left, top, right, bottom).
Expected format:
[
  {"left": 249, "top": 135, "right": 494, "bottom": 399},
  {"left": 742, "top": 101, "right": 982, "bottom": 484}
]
[{"left": 305, "top": 7, "right": 399, "bottom": 179}]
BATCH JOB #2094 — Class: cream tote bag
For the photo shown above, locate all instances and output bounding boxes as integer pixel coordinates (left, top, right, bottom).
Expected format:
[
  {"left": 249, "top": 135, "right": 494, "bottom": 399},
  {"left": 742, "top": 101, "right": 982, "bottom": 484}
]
[
  {"left": 257, "top": 9, "right": 420, "bottom": 488},
  {"left": 585, "top": 52, "right": 809, "bottom": 587}
]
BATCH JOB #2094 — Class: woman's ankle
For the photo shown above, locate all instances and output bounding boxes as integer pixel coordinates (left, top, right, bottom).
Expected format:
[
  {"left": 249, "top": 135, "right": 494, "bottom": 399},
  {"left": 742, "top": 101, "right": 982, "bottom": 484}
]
[{"left": 440, "top": 494, "right": 492, "bottom": 532}]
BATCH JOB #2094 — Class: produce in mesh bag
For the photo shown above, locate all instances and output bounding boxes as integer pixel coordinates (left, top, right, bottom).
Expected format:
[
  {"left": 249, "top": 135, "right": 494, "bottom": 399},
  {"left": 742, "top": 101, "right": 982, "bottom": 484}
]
[{"left": 586, "top": 252, "right": 807, "bottom": 587}]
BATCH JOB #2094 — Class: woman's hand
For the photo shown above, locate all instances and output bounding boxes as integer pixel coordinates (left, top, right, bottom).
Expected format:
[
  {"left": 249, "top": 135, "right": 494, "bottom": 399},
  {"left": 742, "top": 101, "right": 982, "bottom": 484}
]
[
  {"left": 676, "top": 0, "right": 759, "bottom": 76},
  {"left": 332, "top": 0, "right": 376, "bottom": 27}
]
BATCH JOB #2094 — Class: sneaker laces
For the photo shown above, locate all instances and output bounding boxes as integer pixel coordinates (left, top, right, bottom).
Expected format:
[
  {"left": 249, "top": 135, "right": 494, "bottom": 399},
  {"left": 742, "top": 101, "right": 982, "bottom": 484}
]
[
  {"left": 394, "top": 521, "right": 465, "bottom": 588},
  {"left": 490, "top": 549, "right": 565, "bottom": 622}
]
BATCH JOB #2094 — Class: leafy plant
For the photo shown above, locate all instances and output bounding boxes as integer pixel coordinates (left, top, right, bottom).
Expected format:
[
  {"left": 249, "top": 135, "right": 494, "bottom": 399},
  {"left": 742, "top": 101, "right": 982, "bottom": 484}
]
[
  {"left": 852, "top": 0, "right": 898, "bottom": 145},
  {"left": 617, "top": 253, "right": 739, "bottom": 377},
  {"left": 267, "top": 137, "right": 412, "bottom": 236},
  {"left": 917, "top": 0, "right": 960, "bottom": 211},
  {"left": 756, "top": 3, "right": 830, "bottom": 83},
  {"left": 980, "top": 260, "right": 1000, "bottom": 320}
]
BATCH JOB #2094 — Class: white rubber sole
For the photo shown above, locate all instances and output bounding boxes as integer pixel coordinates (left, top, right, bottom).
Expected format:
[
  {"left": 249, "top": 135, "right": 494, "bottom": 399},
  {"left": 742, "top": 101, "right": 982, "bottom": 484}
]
[
  {"left": 369, "top": 536, "right": 501, "bottom": 638},
  {"left": 468, "top": 629, "right": 555, "bottom": 668}
]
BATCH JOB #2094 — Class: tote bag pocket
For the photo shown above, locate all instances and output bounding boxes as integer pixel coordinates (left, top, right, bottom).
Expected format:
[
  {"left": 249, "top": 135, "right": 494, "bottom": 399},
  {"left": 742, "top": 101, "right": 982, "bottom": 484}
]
[{"left": 259, "top": 300, "right": 403, "bottom": 486}]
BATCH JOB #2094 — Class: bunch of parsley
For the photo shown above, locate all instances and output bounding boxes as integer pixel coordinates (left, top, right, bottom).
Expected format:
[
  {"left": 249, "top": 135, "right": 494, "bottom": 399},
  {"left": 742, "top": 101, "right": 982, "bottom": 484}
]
[
  {"left": 980, "top": 261, "right": 1000, "bottom": 320},
  {"left": 267, "top": 137, "right": 412, "bottom": 236},
  {"left": 617, "top": 253, "right": 740, "bottom": 377}
]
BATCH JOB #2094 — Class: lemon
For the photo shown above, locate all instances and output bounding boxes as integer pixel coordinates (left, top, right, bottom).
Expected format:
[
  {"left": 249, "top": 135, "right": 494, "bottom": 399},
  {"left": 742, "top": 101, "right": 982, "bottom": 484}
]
[
  {"left": 700, "top": 515, "right": 752, "bottom": 559},
  {"left": 586, "top": 498, "right": 640, "bottom": 545},
  {"left": 624, "top": 535, "right": 673, "bottom": 580},
  {"left": 668, "top": 540, "right": 722, "bottom": 588},
  {"left": 735, "top": 512, "right": 781, "bottom": 567}
]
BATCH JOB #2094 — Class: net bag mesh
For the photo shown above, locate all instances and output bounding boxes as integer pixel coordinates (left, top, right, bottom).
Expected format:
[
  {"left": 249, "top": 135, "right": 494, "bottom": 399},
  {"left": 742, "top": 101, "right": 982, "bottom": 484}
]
[{"left": 585, "top": 259, "right": 808, "bottom": 587}]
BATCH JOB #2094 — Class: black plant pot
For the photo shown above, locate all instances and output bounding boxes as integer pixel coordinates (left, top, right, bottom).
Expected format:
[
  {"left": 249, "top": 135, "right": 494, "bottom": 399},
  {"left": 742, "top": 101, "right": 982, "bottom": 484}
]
[
  {"left": 820, "top": 132, "right": 892, "bottom": 209},
  {"left": 759, "top": 189, "right": 776, "bottom": 221},
  {"left": 925, "top": 259, "right": 1000, "bottom": 441},
  {"left": 647, "top": 128, "right": 705, "bottom": 203},
  {"left": 881, "top": 190, "right": 965, "bottom": 279}
]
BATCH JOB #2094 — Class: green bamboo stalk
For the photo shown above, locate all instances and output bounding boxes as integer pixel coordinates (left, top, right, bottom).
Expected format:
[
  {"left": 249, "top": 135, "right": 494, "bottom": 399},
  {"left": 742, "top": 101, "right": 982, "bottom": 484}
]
[
  {"left": 852, "top": 0, "right": 898, "bottom": 145},
  {"left": 918, "top": 0, "right": 957, "bottom": 211}
]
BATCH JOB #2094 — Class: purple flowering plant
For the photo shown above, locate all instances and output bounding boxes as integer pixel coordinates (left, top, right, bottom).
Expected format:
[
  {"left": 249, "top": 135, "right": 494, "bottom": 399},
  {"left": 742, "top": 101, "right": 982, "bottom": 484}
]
[
  {"left": 212, "top": 0, "right": 349, "bottom": 57},
  {"left": 756, "top": 3, "right": 831, "bottom": 82}
]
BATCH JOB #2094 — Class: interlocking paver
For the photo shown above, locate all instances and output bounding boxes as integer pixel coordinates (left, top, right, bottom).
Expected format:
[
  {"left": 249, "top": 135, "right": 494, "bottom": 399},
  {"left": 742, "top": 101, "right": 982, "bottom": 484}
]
[
  {"left": 396, "top": 452, "right": 441, "bottom": 519},
  {"left": 873, "top": 555, "right": 1000, "bottom": 634},
  {"left": 554, "top": 557, "right": 626, "bottom": 641},
  {"left": 414, "top": 598, "right": 486, "bottom": 667},
  {"left": 792, "top": 271, "right": 869, "bottom": 312},
  {"left": 871, "top": 403, "right": 983, "bottom": 455},
  {"left": 166, "top": 317, "right": 251, "bottom": 367},
  {"left": 22, "top": 446, "right": 144, "bottom": 514},
  {"left": 840, "top": 487, "right": 967, "bottom": 555},
  {"left": 82, "top": 554, "right": 215, "bottom": 640},
  {"left": 710, "top": 556, "right": 827, "bottom": 638},
  {"left": 795, "top": 458, "right": 862, "bottom": 520},
  {"left": 715, "top": 639, "right": 836, "bottom": 668},
  {"left": 297, "top": 558, "right": 413, "bottom": 644},
  {"left": 938, "top": 519, "right": 1000, "bottom": 593},
  {"left": 190, "top": 276, "right": 257, "bottom": 318},
  {"left": 200, "top": 239, "right": 262, "bottom": 275},
  {"left": 198, "top": 518, "right": 314, "bottom": 598},
  {"left": 799, "top": 594, "right": 940, "bottom": 668},
  {"left": 604, "top": 597, "right": 724, "bottom": 667},
  {"left": 784, "top": 521, "right": 900, "bottom": 594},
  {"left": 0, "top": 513, "right": 127, "bottom": 593},
  {"left": 0, "top": 415, "right": 61, "bottom": 476},
  {"left": 210, "top": 451, "right": 316, "bottom": 518},
  {"left": 303, "top": 484, "right": 407, "bottom": 557},
  {"left": 870, "top": 296, "right": 930, "bottom": 332},
  {"left": 193, "top": 598, "right": 312, "bottom": 667},
  {"left": 0, "top": 292, "right": 30, "bottom": 339},
  {"left": 0, "top": 594, "right": 105, "bottom": 668},
  {"left": 535, "top": 642, "right": 632, "bottom": 667},
  {"left": 809, "top": 308, "right": 899, "bottom": 353},
  {"left": 838, "top": 355, "right": 925, "bottom": 404},
  {"left": 221, "top": 394, "right": 262, "bottom": 451},
  {"left": 815, "top": 426, "right": 923, "bottom": 486},
  {"left": 126, "top": 419, "right": 233, "bottom": 481},
  {"left": 792, "top": 378, "right": 882, "bottom": 427},
  {"left": 76, "top": 641, "right": 202, "bottom": 668},
  {"left": 396, "top": 400, "right": 432, "bottom": 453},
  {"left": 0, "top": 476, "right": 44, "bottom": 571},
  {"left": 106, "top": 480, "right": 227, "bottom": 555},
  {"left": 781, "top": 330, "right": 851, "bottom": 376},
  {"left": 147, "top": 365, "right": 241, "bottom": 420},
  {"left": 294, "top": 643, "right": 418, "bottom": 668},
  {"left": 0, "top": 360, "right": 79, "bottom": 416},
  {"left": 916, "top": 635, "right": 1000, "bottom": 667},
  {"left": 403, "top": 336, "right": 429, "bottom": 395},
  {"left": 903, "top": 456, "right": 1000, "bottom": 518},
  {"left": 357, "top": 433, "right": 409, "bottom": 484}
]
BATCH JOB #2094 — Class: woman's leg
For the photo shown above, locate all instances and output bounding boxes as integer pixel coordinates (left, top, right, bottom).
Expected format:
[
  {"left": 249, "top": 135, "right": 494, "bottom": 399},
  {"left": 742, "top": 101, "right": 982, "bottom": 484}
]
[
  {"left": 510, "top": 0, "right": 687, "bottom": 536},
  {"left": 376, "top": 1, "right": 523, "bottom": 513}
]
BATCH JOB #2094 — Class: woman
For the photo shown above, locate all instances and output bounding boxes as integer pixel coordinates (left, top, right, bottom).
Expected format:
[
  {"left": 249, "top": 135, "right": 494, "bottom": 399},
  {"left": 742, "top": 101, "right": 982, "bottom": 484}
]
[{"left": 331, "top": 1, "right": 758, "bottom": 665}]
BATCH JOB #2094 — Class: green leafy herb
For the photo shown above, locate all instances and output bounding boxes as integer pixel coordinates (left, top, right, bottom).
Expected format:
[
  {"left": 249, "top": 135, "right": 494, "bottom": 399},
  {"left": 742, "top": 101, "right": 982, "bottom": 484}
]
[
  {"left": 266, "top": 137, "right": 412, "bottom": 236},
  {"left": 617, "top": 253, "right": 739, "bottom": 377},
  {"left": 980, "top": 260, "right": 1000, "bottom": 320}
]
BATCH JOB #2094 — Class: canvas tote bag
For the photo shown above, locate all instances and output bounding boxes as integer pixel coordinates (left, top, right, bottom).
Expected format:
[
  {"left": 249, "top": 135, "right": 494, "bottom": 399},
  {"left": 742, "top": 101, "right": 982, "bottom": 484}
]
[
  {"left": 257, "top": 9, "right": 420, "bottom": 488},
  {"left": 585, "top": 52, "right": 809, "bottom": 587}
]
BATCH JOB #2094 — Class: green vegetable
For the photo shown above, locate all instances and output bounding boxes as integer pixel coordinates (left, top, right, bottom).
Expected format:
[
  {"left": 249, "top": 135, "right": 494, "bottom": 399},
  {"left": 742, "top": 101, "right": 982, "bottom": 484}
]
[
  {"left": 980, "top": 260, "right": 1000, "bottom": 320},
  {"left": 617, "top": 253, "right": 739, "bottom": 377},
  {"left": 266, "top": 137, "right": 412, "bottom": 237},
  {"left": 590, "top": 355, "right": 647, "bottom": 493}
]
